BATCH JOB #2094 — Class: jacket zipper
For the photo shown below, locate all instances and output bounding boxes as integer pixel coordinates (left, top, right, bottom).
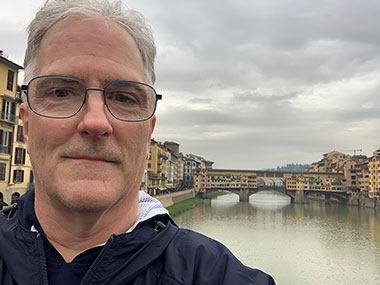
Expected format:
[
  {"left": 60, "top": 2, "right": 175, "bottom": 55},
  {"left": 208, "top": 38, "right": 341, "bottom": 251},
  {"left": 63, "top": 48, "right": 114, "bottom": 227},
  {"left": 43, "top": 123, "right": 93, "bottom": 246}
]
[
  {"left": 36, "top": 233, "right": 49, "bottom": 285},
  {"left": 80, "top": 235, "right": 115, "bottom": 284}
]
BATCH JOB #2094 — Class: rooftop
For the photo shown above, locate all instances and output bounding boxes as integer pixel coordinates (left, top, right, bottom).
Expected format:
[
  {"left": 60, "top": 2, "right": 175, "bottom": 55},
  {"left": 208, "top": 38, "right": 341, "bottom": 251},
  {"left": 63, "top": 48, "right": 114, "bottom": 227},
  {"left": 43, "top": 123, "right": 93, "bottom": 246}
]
[{"left": 0, "top": 52, "right": 23, "bottom": 70}]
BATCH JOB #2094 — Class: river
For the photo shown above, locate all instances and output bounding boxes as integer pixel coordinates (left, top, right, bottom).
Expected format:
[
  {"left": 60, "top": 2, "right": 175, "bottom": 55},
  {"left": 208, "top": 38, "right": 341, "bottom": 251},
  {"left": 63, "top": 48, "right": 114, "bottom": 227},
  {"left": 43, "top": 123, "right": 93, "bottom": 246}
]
[{"left": 173, "top": 191, "right": 380, "bottom": 285}]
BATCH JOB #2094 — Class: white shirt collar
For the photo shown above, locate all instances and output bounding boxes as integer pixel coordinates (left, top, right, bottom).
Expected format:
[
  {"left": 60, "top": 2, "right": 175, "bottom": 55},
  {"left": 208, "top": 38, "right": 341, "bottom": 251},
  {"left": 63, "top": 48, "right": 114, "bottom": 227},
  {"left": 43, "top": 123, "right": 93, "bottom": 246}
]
[
  {"left": 31, "top": 191, "right": 169, "bottom": 235},
  {"left": 127, "top": 191, "right": 169, "bottom": 233}
]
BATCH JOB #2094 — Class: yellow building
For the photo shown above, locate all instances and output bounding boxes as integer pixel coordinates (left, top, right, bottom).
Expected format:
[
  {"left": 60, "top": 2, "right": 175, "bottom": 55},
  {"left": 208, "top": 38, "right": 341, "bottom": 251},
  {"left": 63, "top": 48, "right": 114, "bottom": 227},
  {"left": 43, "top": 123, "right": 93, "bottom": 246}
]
[
  {"left": 146, "top": 139, "right": 168, "bottom": 195},
  {"left": 369, "top": 149, "right": 380, "bottom": 198},
  {"left": 195, "top": 168, "right": 345, "bottom": 193},
  {"left": 7, "top": 98, "right": 33, "bottom": 199},
  {"left": 0, "top": 53, "right": 24, "bottom": 208},
  {"left": 194, "top": 169, "right": 258, "bottom": 193},
  {"left": 286, "top": 176, "right": 297, "bottom": 190},
  {"left": 308, "top": 151, "right": 352, "bottom": 173},
  {"left": 295, "top": 176, "right": 311, "bottom": 191},
  {"left": 357, "top": 163, "right": 370, "bottom": 194},
  {"left": 286, "top": 174, "right": 344, "bottom": 192},
  {"left": 343, "top": 158, "right": 370, "bottom": 194}
]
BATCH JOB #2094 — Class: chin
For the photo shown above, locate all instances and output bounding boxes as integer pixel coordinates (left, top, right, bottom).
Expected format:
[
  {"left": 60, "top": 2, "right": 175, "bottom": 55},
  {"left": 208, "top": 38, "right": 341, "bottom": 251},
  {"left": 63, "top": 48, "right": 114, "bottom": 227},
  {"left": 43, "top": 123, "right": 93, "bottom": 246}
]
[{"left": 53, "top": 180, "right": 131, "bottom": 213}]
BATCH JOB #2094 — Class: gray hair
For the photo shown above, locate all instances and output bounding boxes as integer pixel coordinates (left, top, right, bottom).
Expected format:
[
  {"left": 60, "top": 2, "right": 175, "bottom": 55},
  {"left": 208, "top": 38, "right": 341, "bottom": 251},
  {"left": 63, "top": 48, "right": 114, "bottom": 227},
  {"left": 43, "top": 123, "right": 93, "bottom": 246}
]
[{"left": 24, "top": 0, "right": 156, "bottom": 84}]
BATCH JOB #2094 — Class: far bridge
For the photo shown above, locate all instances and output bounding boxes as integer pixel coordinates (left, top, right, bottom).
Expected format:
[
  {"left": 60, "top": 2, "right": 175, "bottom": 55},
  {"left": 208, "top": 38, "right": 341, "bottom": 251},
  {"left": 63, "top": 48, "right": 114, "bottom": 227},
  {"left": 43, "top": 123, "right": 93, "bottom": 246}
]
[
  {"left": 208, "top": 186, "right": 351, "bottom": 203},
  {"left": 194, "top": 168, "right": 349, "bottom": 203}
]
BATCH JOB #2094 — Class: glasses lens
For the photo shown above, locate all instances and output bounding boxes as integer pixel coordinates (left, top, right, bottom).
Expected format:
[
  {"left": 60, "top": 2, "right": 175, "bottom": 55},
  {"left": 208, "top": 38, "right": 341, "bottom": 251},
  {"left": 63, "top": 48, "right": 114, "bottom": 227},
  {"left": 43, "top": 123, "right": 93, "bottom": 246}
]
[
  {"left": 28, "top": 76, "right": 85, "bottom": 118},
  {"left": 105, "top": 81, "right": 157, "bottom": 121}
]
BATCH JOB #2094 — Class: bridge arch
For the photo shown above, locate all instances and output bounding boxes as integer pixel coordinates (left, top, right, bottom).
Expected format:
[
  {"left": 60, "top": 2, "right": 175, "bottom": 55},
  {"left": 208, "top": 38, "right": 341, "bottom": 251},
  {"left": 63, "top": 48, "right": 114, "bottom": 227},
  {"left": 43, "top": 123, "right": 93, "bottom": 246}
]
[{"left": 223, "top": 187, "right": 294, "bottom": 201}]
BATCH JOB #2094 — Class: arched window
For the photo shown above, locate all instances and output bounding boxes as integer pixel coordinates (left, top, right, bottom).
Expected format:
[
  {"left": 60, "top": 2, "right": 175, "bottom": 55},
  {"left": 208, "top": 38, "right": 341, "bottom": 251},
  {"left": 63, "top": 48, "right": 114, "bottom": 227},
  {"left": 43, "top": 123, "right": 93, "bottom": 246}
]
[{"left": 11, "top": 192, "right": 20, "bottom": 205}]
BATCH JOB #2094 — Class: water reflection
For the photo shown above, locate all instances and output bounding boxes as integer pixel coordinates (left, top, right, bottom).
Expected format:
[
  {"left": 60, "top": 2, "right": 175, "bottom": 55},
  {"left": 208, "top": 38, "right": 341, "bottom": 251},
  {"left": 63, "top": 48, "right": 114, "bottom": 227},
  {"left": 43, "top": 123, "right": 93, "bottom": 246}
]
[
  {"left": 174, "top": 192, "right": 380, "bottom": 285},
  {"left": 250, "top": 191, "right": 291, "bottom": 210}
]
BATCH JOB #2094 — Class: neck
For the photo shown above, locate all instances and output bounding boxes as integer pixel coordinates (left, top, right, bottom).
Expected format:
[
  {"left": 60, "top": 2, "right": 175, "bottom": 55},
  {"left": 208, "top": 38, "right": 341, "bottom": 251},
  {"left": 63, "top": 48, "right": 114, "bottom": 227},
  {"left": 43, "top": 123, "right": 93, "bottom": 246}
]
[{"left": 35, "top": 191, "right": 139, "bottom": 263}]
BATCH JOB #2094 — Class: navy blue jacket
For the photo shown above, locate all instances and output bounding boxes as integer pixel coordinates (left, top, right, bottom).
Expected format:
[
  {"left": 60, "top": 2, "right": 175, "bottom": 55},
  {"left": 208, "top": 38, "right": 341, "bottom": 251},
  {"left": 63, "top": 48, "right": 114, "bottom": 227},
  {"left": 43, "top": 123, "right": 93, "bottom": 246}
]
[{"left": 0, "top": 190, "right": 275, "bottom": 284}]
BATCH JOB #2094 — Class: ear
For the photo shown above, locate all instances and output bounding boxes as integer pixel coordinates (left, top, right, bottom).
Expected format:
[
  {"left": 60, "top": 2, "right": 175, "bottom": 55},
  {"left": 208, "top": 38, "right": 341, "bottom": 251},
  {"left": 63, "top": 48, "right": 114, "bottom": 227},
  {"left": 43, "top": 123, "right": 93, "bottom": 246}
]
[
  {"left": 19, "top": 103, "right": 29, "bottom": 146},
  {"left": 149, "top": 115, "right": 156, "bottom": 136},
  {"left": 146, "top": 116, "right": 156, "bottom": 159}
]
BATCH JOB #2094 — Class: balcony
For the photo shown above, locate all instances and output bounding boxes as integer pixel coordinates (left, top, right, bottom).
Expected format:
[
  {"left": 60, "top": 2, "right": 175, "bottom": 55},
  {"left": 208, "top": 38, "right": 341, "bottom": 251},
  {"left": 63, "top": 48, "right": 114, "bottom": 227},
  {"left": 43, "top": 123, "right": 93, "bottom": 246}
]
[{"left": 0, "top": 112, "right": 17, "bottom": 124}]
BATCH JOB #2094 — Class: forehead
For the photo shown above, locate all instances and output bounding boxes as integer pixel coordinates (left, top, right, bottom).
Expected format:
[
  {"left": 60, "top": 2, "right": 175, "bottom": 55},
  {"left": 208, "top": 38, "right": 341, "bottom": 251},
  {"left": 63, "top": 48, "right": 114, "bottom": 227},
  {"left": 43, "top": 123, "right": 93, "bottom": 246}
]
[{"left": 36, "top": 16, "right": 145, "bottom": 83}]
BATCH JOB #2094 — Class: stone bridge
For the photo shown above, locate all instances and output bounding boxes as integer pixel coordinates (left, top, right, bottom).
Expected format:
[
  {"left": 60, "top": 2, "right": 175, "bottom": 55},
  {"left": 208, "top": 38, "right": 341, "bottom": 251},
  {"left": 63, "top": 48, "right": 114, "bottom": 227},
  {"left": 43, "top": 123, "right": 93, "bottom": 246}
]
[
  {"left": 194, "top": 168, "right": 349, "bottom": 203},
  {"left": 206, "top": 186, "right": 351, "bottom": 203}
]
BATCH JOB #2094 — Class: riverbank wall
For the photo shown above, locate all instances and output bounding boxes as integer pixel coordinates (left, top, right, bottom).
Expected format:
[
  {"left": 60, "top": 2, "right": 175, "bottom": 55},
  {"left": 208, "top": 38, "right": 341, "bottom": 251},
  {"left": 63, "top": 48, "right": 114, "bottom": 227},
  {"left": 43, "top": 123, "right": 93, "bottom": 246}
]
[
  {"left": 163, "top": 191, "right": 227, "bottom": 216},
  {"left": 155, "top": 189, "right": 195, "bottom": 208},
  {"left": 341, "top": 194, "right": 379, "bottom": 209},
  {"left": 307, "top": 191, "right": 379, "bottom": 210}
]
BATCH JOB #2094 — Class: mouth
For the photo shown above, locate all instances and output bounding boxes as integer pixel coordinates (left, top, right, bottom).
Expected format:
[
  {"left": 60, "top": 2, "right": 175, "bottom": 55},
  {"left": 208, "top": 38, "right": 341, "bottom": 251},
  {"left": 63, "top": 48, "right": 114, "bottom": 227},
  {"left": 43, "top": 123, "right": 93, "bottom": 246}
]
[
  {"left": 66, "top": 156, "right": 116, "bottom": 164},
  {"left": 61, "top": 148, "right": 122, "bottom": 165}
]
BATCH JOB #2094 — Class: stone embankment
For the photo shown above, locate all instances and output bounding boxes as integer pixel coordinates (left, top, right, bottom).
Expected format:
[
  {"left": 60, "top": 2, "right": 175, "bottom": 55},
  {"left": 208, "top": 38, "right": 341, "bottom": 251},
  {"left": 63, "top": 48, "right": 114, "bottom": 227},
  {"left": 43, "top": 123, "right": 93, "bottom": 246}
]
[
  {"left": 157, "top": 190, "right": 226, "bottom": 216},
  {"left": 306, "top": 191, "right": 380, "bottom": 210},
  {"left": 346, "top": 193, "right": 380, "bottom": 210},
  {"left": 155, "top": 189, "right": 196, "bottom": 208}
]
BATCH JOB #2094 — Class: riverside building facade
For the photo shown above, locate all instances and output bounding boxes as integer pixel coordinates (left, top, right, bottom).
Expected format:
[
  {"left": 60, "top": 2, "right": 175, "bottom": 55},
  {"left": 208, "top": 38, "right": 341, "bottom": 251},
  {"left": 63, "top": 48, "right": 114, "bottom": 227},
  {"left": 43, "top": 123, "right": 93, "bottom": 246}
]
[
  {"left": 308, "top": 150, "right": 379, "bottom": 198},
  {"left": 0, "top": 51, "right": 33, "bottom": 209},
  {"left": 369, "top": 149, "right": 380, "bottom": 197},
  {"left": 144, "top": 139, "right": 213, "bottom": 195}
]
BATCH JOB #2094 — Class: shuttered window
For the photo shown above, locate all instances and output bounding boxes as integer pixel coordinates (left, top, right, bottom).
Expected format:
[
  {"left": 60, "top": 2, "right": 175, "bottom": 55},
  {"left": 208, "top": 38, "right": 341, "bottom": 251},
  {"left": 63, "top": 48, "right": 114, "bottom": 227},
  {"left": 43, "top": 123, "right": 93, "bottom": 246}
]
[{"left": 7, "top": 70, "right": 14, "bottom": 91}]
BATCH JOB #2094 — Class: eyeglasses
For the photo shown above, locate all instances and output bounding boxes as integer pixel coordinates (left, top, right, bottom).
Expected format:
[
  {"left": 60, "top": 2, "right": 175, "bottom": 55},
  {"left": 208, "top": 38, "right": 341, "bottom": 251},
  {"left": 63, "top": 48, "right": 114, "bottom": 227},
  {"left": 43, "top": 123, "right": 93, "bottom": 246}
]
[{"left": 21, "top": 75, "right": 162, "bottom": 122}]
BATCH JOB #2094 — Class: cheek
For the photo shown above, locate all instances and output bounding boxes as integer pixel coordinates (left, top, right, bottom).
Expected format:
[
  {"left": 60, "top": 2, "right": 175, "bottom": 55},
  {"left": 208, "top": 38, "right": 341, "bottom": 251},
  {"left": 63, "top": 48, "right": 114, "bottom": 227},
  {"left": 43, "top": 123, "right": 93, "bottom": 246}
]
[
  {"left": 119, "top": 123, "right": 152, "bottom": 159},
  {"left": 27, "top": 118, "right": 74, "bottom": 160}
]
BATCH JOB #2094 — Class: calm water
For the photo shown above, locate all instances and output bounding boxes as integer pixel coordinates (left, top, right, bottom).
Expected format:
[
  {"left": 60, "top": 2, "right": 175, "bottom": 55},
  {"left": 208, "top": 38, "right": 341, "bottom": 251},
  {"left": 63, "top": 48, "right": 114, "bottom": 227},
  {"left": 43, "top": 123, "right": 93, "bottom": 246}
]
[{"left": 173, "top": 192, "right": 380, "bottom": 285}]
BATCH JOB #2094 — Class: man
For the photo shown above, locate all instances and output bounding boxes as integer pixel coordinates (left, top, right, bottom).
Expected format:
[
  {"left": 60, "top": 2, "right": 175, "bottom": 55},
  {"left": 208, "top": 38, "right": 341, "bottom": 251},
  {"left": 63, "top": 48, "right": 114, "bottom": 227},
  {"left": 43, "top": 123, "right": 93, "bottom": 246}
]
[{"left": 0, "top": 0, "right": 275, "bottom": 284}]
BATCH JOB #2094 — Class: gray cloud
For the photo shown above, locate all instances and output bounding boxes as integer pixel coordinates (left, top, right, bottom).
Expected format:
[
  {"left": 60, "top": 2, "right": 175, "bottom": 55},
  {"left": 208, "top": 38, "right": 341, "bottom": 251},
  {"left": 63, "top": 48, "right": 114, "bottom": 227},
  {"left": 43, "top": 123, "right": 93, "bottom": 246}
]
[{"left": 2, "top": 0, "right": 379, "bottom": 169}]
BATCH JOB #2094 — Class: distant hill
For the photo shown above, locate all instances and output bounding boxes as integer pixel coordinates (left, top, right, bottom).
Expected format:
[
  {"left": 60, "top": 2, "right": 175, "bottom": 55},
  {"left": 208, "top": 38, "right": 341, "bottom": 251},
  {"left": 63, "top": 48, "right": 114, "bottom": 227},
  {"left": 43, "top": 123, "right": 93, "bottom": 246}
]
[{"left": 265, "top": 163, "right": 309, "bottom": 172}]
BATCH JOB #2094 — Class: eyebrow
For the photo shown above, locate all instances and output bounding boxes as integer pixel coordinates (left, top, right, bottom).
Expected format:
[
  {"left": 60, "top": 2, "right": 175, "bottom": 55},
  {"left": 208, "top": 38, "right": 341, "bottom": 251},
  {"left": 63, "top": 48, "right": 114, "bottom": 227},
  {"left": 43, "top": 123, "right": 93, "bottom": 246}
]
[
  {"left": 37, "top": 77, "right": 81, "bottom": 88},
  {"left": 77, "top": 75, "right": 142, "bottom": 88}
]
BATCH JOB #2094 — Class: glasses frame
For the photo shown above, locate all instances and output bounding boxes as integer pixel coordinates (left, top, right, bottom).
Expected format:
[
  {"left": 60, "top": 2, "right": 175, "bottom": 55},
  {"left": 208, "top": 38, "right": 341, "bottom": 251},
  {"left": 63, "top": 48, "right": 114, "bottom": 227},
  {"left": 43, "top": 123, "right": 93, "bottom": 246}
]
[{"left": 21, "top": 75, "right": 162, "bottom": 122}]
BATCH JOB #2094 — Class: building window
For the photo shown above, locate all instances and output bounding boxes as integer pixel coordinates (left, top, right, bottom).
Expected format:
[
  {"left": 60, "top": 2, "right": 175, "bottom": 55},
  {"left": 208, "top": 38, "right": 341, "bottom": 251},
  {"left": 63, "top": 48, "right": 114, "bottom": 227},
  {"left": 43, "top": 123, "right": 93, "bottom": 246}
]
[
  {"left": 16, "top": 126, "right": 24, "bottom": 142},
  {"left": 0, "top": 130, "right": 12, "bottom": 154},
  {"left": 13, "top": 170, "right": 24, "bottom": 183},
  {"left": 14, "top": 148, "right": 26, "bottom": 165},
  {"left": 1, "top": 130, "right": 9, "bottom": 147},
  {"left": 1, "top": 99, "right": 16, "bottom": 123},
  {"left": 0, "top": 162, "right": 7, "bottom": 181},
  {"left": 7, "top": 70, "right": 15, "bottom": 91},
  {"left": 30, "top": 170, "right": 34, "bottom": 183}
]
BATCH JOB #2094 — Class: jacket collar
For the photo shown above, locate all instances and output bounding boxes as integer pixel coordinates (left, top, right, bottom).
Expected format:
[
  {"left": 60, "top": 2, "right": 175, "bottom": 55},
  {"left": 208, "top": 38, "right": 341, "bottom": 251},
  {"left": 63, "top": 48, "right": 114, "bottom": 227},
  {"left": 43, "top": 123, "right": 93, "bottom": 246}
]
[{"left": 16, "top": 188, "right": 172, "bottom": 234}]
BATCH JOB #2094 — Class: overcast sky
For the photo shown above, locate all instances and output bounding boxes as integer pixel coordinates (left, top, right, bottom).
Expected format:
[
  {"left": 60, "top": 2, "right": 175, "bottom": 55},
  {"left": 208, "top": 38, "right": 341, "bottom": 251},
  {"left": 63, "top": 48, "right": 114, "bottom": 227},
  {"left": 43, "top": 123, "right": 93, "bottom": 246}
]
[{"left": 1, "top": 0, "right": 379, "bottom": 169}]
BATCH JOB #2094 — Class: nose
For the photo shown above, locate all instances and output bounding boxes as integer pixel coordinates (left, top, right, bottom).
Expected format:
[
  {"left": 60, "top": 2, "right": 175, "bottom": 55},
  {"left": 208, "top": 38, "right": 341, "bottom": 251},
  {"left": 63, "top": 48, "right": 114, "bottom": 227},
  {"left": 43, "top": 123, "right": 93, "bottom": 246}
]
[{"left": 77, "top": 90, "right": 113, "bottom": 138}]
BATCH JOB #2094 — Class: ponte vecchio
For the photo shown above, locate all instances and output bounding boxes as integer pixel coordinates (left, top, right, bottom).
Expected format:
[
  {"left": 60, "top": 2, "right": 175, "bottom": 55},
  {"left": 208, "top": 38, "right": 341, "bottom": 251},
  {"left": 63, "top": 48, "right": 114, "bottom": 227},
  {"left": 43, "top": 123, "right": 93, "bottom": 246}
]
[{"left": 194, "top": 169, "right": 352, "bottom": 203}]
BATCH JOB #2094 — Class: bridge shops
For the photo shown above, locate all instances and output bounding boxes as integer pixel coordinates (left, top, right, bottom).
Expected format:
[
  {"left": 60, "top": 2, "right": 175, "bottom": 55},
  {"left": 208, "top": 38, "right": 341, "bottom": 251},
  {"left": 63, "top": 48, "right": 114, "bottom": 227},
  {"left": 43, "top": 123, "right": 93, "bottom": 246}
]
[{"left": 193, "top": 169, "right": 380, "bottom": 209}]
